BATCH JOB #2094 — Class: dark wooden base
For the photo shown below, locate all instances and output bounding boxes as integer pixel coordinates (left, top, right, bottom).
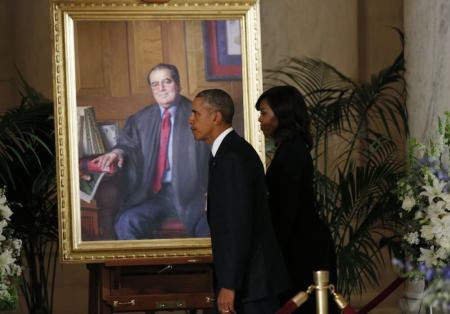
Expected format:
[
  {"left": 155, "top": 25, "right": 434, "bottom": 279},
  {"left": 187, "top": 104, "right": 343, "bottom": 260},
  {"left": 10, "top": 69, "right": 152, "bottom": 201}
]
[{"left": 88, "top": 259, "right": 214, "bottom": 313}]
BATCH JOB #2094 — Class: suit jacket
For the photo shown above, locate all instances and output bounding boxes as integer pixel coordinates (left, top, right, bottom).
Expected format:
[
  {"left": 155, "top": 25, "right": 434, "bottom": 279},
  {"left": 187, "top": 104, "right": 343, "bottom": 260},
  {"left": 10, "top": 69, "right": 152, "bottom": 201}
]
[
  {"left": 207, "top": 131, "right": 290, "bottom": 302},
  {"left": 114, "top": 96, "right": 210, "bottom": 235},
  {"left": 266, "top": 136, "right": 336, "bottom": 290}
]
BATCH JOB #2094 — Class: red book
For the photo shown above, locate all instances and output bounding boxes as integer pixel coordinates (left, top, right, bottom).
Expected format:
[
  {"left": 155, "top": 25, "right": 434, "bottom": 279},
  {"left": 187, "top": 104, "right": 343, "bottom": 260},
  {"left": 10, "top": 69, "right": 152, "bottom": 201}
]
[{"left": 79, "top": 158, "right": 117, "bottom": 175}]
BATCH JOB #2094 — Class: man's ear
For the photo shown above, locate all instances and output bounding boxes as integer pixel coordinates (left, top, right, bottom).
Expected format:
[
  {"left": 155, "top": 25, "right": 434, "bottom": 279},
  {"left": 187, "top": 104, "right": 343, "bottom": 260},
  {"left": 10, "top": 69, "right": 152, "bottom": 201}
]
[{"left": 213, "top": 111, "right": 224, "bottom": 125}]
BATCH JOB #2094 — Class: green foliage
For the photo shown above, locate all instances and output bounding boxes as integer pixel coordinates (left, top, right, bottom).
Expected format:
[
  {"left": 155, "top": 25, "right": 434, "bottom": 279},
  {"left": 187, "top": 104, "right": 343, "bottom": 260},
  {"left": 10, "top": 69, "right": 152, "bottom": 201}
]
[
  {"left": 264, "top": 31, "right": 408, "bottom": 297},
  {"left": 1, "top": 73, "right": 57, "bottom": 314},
  {"left": 0, "top": 75, "right": 53, "bottom": 189},
  {"left": 0, "top": 284, "right": 19, "bottom": 312}
]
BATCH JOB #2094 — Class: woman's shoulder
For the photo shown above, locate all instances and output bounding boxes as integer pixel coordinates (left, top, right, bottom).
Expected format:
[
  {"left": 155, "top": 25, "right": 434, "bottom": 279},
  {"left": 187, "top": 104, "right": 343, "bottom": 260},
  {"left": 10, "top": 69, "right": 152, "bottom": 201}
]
[
  {"left": 277, "top": 136, "right": 310, "bottom": 158},
  {"left": 270, "top": 137, "right": 311, "bottom": 171}
]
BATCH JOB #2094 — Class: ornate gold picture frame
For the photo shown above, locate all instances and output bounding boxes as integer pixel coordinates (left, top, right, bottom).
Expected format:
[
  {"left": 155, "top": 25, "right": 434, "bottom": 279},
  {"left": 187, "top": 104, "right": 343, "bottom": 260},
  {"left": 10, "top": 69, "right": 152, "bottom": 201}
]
[{"left": 51, "top": 0, "right": 263, "bottom": 263}]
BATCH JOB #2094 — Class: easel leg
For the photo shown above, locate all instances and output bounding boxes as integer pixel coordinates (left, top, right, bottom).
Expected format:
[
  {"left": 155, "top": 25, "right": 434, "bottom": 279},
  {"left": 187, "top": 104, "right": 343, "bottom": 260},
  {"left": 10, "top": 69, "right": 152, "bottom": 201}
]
[{"left": 87, "top": 264, "right": 100, "bottom": 314}]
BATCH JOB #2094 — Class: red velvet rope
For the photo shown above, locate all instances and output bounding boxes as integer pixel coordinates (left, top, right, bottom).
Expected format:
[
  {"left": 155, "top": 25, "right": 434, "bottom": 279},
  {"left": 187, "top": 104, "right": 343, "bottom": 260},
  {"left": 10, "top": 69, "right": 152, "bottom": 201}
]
[
  {"left": 276, "top": 277, "right": 406, "bottom": 314},
  {"left": 275, "top": 300, "right": 298, "bottom": 314},
  {"left": 357, "top": 277, "right": 406, "bottom": 314},
  {"left": 342, "top": 305, "right": 358, "bottom": 314}
]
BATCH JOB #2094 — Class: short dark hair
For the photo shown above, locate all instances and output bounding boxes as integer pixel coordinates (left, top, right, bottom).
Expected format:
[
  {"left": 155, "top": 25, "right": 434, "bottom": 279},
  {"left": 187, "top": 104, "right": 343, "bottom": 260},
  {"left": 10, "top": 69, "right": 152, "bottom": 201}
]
[
  {"left": 255, "top": 85, "right": 313, "bottom": 148},
  {"left": 147, "top": 63, "right": 181, "bottom": 86},
  {"left": 195, "top": 89, "right": 234, "bottom": 124}
]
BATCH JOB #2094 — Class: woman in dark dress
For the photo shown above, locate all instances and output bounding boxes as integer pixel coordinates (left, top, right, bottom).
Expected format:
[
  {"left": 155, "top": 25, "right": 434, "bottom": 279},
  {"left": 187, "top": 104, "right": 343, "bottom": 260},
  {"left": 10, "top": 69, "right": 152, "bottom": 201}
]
[{"left": 256, "top": 85, "right": 337, "bottom": 313}]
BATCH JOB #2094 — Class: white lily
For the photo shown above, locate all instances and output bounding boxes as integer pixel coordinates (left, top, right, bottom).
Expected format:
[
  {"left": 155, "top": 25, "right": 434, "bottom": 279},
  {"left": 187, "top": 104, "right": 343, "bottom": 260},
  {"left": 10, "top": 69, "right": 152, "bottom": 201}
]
[{"left": 420, "top": 177, "right": 447, "bottom": 204}]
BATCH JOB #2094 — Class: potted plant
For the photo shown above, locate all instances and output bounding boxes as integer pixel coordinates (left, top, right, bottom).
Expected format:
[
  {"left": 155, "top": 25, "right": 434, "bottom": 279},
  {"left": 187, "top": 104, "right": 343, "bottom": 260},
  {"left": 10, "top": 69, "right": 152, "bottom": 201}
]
[
  {"left": 264, "top": 32, "right": 408, "bottom": 298},
  {"left": 0, "top": 74, "right": 57, "bottom": 314}
]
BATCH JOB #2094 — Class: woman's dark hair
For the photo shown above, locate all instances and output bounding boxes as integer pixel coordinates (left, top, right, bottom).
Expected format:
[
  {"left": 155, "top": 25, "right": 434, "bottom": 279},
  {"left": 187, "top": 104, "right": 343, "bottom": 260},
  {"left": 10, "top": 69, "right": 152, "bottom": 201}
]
[{"left": 255, "top": 85, "right": 313, "bottom": 149}]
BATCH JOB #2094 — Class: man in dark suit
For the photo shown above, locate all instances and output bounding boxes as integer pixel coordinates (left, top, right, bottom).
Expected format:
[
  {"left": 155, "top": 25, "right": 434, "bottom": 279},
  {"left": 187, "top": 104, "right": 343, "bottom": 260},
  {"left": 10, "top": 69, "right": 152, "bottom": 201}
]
[
  {"left": 94, "top": 63, "right": 210, "bottom": 240},
  {"left": 189, "top": 89, "right": 290, "bottom": 314}
]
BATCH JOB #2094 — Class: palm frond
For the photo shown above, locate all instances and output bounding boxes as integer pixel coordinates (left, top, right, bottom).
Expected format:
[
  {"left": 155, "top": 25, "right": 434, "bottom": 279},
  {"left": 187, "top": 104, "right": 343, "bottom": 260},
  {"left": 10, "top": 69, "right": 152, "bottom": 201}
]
[
  {"left": 0, "top": 77, "right": 54, "bottom": 187},
  {"left": 328, "top": 159, "right": 403, "bottom": 295}
]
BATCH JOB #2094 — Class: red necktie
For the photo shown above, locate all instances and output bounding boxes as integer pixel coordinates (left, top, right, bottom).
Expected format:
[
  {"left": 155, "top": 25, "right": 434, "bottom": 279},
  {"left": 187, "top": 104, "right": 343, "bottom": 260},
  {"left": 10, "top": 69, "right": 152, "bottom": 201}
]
[{"left": 152, "top": 108, "right": 171, "bottom": 193}]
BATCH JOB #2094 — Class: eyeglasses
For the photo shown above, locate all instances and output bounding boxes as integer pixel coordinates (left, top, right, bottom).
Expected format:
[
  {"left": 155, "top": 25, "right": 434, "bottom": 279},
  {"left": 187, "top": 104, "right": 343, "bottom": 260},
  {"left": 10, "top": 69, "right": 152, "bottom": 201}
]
[{"left": 150, "top": 78, "right": 175, "bottom": 89}]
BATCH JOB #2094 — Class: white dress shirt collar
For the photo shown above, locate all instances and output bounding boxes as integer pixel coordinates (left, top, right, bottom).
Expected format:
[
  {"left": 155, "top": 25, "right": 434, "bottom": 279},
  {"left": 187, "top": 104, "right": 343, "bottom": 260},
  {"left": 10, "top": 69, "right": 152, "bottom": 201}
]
[
  {"left": 211, "top": 127, "right": 233, "bottom": 157},
  {"left": 158, "top": 104, "right": 176, "bottom": 117}
]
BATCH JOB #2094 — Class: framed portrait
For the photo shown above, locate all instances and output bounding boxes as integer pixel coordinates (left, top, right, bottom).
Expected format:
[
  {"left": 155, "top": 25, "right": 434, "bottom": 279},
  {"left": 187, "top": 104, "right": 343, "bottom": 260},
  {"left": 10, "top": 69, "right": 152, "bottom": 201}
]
[
  {"left": 203, "top": 20, "right": 242, "bottom": 81},
  {"left": 51, "top": 0, "right": 264, "bottom": 263}
]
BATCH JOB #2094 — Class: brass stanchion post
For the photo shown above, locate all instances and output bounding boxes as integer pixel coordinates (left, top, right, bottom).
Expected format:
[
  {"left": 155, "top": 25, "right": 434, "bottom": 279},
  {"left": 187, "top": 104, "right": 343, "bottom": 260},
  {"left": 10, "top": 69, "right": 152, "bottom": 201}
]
[
  {"left": 277, "top": 270, "right": 359, "bottom": 314},
  {"left": 314, "top": 270, "right": 329, "bottom": 314}
]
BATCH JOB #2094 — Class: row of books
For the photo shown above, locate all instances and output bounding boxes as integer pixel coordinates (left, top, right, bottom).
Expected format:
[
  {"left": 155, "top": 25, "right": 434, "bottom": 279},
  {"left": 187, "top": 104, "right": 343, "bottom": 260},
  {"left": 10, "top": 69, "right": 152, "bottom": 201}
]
[
  {"left": 78, "top": 106, "right": 106, "bottom": 157},
  {"left": 77, "top": 106, "right": 119, "bottom": 203}
]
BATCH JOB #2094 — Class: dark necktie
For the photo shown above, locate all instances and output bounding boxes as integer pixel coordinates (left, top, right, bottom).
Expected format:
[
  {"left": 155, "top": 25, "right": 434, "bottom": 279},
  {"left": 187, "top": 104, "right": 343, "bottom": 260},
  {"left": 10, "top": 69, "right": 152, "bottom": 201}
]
[
  {"left": 152, "top": 108, "right": 171, "bottom": 193},
  {"left": 208, "top": 152, "right": 215, "bottom": 173}
]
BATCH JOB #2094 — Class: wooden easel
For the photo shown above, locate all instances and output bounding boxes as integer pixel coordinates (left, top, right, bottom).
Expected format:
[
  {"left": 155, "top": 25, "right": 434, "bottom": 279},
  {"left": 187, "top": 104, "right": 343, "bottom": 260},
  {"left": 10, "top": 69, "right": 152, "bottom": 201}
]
[{"left": 87, "top": 257, "right": 214, "bottom": 313}]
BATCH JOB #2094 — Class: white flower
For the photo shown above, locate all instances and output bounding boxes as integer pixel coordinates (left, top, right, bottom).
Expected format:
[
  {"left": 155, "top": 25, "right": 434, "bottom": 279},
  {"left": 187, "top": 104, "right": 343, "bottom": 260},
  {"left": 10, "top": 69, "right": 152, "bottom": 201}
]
[
  {"left": 418, "top": 247, "right": 437, "bottom": 267},
  {"left": 434, "top": 247, "right": 449, "bottom": 265},
  {"left": 0, "top": 203, "right": 12, "bottom": 220},
  {"left": 0, "top": 219, "right": 7, "bottom": 241},
  {"left": 402, "top": 196, "right": 416, "bottom": 211},
  {"left": 421, "top": 224, "right": 435, "bottom": 241},
  {"left": 0, "top": 188, "right": 21, "bottom": 311},
  {"left": 426, "top": 201, "right": 446, "bottom": 218},
  {"left": 404, "top": 231, "right": 419, "bottom": 244},
  {"left": 0, "top": 193, "right": 7, "bottom": 205},
  {"left": 420, "top": 177, "right": 447, "bottom": 204},
  {"left": 436, "top": 236, "right": 450, "bottom": 251},
  {"left": 0, "top": 249, "right": 15, "bottom": 267},
  {"left": 415, "top": 210, "right": 424, "bottom": 220},
  {"left": 11, "top": 239, "right": 21, "bottom": 251},
  {"left": 416, "top": 144, "right": 426, "bottom": 159},
  {"left": 442, "top": 212, "right": 450, "bottom": 225},
  {"left": 9, "top": 263, "right": 21, "bottom": 277},
  {"left": 429, "top": 216, "right": 446, "bottom": 235},
  {"left": 442, "top": 197, "right": 450, "bottom": 210}
]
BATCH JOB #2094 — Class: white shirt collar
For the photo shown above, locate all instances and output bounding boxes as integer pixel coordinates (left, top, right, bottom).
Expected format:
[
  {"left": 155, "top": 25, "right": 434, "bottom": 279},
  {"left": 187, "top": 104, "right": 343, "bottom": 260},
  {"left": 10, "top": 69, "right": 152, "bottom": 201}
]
[
  {"left": 158, "top": 104, "right": 176, "bottom": 117},
  {"left": 211, "top": 127, "right": 233, "bottom": 156}
]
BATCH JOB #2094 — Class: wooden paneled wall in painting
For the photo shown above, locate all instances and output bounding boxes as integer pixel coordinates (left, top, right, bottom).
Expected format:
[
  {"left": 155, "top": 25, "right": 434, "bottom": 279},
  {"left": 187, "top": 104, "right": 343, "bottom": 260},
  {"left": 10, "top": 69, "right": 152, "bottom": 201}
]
[{"left": 75, "top": 20, "right": 244, "bottom": 135}]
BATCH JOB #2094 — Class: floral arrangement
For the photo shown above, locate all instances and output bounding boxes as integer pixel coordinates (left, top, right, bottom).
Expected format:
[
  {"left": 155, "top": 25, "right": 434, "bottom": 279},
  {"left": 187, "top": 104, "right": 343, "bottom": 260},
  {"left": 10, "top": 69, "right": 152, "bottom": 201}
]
[
  {"left": 0, "top": 187, "right": 22, "bottom": 311},
  {"left": 396, "top": 112, "right": 450, "bottom": 310}
]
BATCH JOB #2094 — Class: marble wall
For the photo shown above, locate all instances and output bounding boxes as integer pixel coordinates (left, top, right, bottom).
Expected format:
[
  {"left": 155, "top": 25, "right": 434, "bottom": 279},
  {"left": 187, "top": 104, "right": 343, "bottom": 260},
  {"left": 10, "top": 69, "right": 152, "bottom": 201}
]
[
  {"left": 405, "top": 0, "right": 450, "bottom": 142},
  {"left": 260, "top": 0, "right": 359, "bottom": 78}
]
